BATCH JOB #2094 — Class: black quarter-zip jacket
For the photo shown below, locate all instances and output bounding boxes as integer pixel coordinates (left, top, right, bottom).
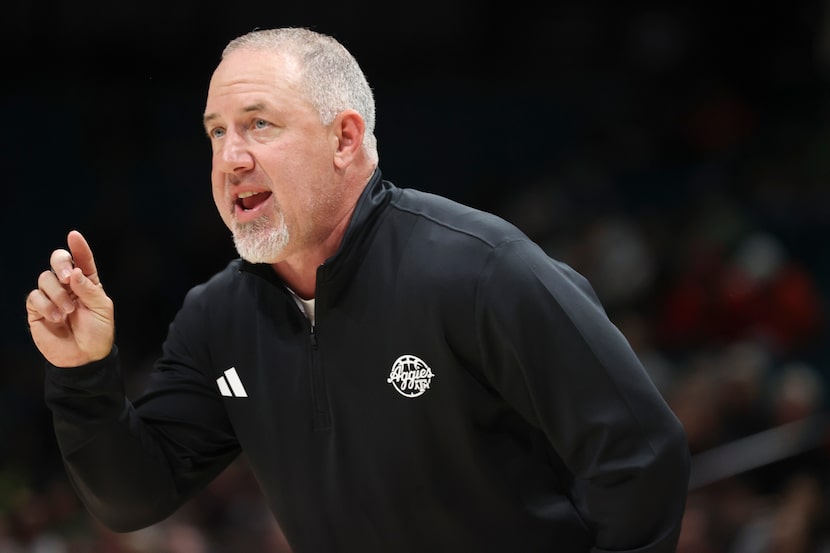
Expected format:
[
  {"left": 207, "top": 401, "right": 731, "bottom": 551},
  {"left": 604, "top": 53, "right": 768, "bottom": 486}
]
[{"left": 45, "top": 169, "right": 689, "bottom": 553}]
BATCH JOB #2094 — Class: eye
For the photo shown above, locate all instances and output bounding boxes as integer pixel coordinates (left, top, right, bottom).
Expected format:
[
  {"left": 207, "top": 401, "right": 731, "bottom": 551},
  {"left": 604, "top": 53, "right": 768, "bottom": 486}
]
[
  {"left": 208, "top": 127, "right": 226, "bottom": 139},
  {"left": 253, "top": 119, "right": 269, "bottom": 130}
]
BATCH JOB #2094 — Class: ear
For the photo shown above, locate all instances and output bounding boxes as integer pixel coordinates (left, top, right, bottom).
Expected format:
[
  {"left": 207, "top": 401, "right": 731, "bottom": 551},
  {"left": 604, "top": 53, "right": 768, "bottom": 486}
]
[{"left": 332, "top": 109, "right": 366, "bottom": 169}]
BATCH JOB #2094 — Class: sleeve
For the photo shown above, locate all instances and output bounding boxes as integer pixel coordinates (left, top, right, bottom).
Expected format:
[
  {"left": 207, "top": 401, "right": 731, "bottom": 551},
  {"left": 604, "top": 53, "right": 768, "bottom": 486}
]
[
  {"left": 475, "top": 239, "right": 689, "bottom": 553},
  {"left": 44, "top": 286, "right": 240, "bottom": 533}
]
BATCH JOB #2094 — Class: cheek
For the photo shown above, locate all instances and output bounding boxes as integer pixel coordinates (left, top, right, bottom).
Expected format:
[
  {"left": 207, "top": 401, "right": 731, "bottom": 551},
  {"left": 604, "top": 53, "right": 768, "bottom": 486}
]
[
  {"left": 210, "top": 174, "right": 232, "bottom": 223},
  {"left": 210, "top": 174, "right": 223, "bottom": 205}
]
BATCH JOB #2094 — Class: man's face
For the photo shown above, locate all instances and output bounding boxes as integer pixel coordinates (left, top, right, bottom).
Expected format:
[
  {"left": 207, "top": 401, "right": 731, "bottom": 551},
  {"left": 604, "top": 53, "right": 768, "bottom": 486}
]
[{"left": 203, "top": 48, "right": 340, "bottom": 264}]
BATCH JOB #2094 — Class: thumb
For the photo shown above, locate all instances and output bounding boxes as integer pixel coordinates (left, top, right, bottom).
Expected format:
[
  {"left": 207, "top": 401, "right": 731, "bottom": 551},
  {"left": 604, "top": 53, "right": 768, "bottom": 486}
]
[{"left": 68, "top": 267, "right": 108, "bottom": 308}]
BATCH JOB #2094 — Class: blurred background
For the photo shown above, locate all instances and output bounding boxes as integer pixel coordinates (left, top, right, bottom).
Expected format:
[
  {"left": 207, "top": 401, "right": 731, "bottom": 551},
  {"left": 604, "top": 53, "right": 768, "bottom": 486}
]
[{"left": 2, "top": 0, "right": 830, "bottom": 551}]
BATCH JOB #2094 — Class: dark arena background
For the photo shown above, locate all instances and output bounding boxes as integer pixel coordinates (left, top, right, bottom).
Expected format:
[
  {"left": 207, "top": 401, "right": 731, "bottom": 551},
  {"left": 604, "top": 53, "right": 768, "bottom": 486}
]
[{"left": 2, "top": 1, "right": 830, "bottom": 551}]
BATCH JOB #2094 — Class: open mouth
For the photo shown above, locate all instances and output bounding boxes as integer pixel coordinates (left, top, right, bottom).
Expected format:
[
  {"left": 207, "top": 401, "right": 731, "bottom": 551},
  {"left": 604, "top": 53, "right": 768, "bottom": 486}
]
[{"left": 236, "top": 190, "right": 273, "bottom": 212}]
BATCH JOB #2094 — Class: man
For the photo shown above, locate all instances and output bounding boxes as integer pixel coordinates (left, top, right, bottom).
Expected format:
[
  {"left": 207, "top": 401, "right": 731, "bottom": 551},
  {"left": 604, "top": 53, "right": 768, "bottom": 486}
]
[{"left": 26, "top": 27, "right": 689, "bottom": 552}]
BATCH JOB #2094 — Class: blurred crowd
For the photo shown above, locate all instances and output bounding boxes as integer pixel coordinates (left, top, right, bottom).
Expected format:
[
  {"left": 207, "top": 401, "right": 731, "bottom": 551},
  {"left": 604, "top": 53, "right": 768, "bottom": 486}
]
[{"left": 3, "top": 2, "right": 830, "bottom": 552}]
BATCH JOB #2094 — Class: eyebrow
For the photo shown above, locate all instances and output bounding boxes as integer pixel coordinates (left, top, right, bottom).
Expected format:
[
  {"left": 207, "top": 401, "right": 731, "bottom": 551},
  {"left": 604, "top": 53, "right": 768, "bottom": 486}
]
[{"left": 203, "top": 103, "right": 267, "bottom": 127}]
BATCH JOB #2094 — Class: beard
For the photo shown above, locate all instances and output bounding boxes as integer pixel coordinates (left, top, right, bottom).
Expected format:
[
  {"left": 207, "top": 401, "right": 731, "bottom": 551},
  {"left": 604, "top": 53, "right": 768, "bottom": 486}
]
[{"left": 231, "top": 213, "right": 290, "bottom": 264}]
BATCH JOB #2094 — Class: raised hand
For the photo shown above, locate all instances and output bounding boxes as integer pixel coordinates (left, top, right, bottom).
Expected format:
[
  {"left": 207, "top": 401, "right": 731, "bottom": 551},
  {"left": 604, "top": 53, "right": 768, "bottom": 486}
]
[{"left": 26, "top": 230, "right": 115, "bottom": 367}]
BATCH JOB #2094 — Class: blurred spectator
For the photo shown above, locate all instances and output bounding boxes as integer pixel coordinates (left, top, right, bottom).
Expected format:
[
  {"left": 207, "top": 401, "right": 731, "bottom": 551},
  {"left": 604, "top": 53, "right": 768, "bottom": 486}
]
[
  {"left": 729, "top": 472, "right": 830, "bottom": 553},
  {"left": 656, "top": 230, "right": 824, "bottom": 357},
  {"left": 715, "top": 340, "right": 773, "bottom": 444}
]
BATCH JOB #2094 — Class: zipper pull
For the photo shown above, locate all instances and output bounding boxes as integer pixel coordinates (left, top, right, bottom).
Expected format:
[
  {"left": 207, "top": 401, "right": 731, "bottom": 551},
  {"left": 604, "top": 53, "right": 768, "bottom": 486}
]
[{"left": 310, "top": 325, "right": 318, "bottom": 349}]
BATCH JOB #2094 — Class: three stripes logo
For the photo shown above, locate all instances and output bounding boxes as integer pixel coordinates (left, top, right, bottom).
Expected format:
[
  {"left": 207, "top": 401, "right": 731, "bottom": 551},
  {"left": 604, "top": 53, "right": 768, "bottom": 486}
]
[{"left": 216, "top": 367, "right": 248, "bottom": 398}]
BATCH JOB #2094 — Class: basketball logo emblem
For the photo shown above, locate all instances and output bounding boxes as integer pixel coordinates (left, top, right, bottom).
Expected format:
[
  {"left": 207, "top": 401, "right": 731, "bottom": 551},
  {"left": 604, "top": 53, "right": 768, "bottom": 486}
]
[{"left": 387, "top": 354, "right": 435, "bottom": 398}]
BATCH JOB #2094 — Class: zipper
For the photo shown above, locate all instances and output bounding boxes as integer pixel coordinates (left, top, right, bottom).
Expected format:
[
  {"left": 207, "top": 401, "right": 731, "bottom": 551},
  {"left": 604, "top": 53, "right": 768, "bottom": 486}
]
[
  {"left": 285, "top": 284, "right": 331, "bottom": 432},
  {"left": 309, "top": 322, "right": 331, "bottom": 431}
]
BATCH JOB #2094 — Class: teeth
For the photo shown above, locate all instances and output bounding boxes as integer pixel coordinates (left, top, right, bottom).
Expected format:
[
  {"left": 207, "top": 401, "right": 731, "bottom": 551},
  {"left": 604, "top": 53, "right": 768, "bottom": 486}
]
[{"left": 237, "top": 191, "right": 261, "bottom": 199}]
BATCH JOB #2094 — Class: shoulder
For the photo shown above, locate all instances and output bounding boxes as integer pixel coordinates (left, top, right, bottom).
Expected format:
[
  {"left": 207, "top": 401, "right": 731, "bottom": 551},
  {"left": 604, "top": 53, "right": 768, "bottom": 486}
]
[
  {"left": 389, "top": 187, "right": 528, "bottom": 250},
  {"left": 165, "top": 259, "right": 264, "bottom": 345},
  {"left": 389, "top": 187, "right": 595, "bottom": 297},
  {"left": 382, "top": 186, "right": 575, "bottom": 294},
  {"left": 179, "top": 259, "right": 246, "bottom": 308}
]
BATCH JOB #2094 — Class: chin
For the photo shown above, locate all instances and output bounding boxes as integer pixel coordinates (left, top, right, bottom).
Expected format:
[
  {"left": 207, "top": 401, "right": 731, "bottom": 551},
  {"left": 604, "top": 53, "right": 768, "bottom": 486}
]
[{"left": 232, "top": 219, "right": 290, "bottom": 264}]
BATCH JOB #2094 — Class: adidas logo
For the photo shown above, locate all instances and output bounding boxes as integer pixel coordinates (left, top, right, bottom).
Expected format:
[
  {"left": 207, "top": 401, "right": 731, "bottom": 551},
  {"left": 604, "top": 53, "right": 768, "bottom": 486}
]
[{"left": 216, "top": 367, "right": 248, "bottom": 398}]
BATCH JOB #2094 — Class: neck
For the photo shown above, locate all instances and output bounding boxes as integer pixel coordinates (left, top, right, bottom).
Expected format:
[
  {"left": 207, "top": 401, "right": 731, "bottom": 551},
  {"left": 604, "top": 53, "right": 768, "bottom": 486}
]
[
  {"left": 271, "top": 163, "right": 377, "bottom": 299},
  {"left": 271, "top": 262, "right": 319, "bottom": 300},
  {"left": 272, "top": 212, "right": 351, "bottom": 298}
]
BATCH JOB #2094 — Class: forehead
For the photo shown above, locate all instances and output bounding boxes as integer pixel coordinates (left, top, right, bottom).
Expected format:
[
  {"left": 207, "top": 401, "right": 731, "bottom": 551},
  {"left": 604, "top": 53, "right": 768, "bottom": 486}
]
[{"left": 205, "top": 48, "right": 306, "bottom": 112}]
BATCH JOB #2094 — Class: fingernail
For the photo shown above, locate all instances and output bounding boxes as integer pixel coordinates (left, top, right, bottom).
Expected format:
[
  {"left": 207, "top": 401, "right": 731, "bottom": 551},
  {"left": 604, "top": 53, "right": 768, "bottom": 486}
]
[
  {"left": 62, "top": 301, "right": 75, "bottom": 313},
  {"left": 60, "top": 269, "right": 71, "bottom": 281},
  {"left": 51, "top": 310, "right": 62, "bottom": 322}
]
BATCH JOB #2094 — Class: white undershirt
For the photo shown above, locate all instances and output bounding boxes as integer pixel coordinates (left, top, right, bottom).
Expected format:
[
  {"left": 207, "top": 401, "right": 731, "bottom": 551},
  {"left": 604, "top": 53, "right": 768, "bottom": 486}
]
[{"left": 287, "top": 287, "right": 316, "bottom": 327}]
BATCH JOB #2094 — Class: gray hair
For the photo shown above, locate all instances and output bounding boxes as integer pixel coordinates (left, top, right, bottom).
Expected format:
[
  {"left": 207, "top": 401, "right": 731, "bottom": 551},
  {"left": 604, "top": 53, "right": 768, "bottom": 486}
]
[{"left": 223, "top": 28, "right": 378, "bottom": 163}]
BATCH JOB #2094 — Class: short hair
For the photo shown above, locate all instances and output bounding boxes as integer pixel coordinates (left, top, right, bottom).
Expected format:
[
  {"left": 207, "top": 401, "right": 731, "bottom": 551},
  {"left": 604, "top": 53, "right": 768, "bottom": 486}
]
[{"left": 223, "top": 27, "right": 378, "bottom": 163}]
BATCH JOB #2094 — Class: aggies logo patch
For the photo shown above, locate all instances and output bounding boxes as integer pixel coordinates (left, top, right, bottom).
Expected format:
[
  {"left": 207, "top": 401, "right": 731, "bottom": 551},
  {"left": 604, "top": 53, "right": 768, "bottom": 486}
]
[{"left": 387, "top": 354, "right": 435, "bottom": 398}]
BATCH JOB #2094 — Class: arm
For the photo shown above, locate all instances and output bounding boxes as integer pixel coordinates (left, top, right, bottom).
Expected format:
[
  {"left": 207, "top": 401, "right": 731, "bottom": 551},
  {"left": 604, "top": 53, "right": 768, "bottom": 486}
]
[
  {"left": 44, "top": 348, "right": 239, "bottom": 531},
  {"left": 45, "top": 349, "right": 240, "bottom": 531},
  {"left": 476, "top": 240, "right": 689, "bottom": 553},
  {"left": 29, "top": 231, "right": 239, "bottom": 531}
]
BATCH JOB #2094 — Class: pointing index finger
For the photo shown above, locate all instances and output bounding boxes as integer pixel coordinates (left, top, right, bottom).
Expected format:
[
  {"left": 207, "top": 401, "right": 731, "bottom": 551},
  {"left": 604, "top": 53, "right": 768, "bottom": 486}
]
[{"left": 66, "top": 230, "right": 100, "bottom": 285}]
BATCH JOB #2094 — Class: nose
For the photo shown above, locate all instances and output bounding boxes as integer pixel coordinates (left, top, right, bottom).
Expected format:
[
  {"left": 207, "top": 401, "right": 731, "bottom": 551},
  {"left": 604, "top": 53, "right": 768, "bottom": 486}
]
[{"left": 214, "top": 131, "right": 254, "bottom": 174}]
